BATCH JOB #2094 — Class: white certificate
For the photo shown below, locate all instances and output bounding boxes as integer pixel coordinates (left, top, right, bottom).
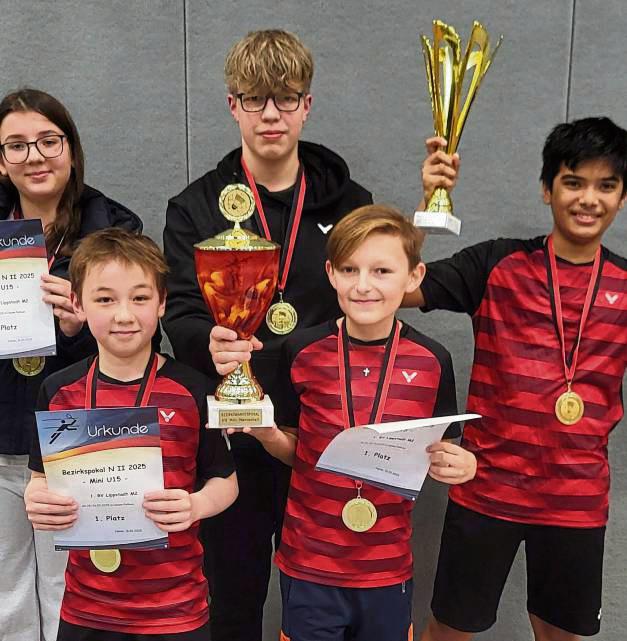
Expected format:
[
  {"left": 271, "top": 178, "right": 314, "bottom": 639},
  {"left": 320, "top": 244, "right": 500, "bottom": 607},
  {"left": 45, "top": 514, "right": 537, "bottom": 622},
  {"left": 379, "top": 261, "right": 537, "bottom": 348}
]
[
  {"left": 316, "top": 414, "right": 481, "bottom": 499},
  {"left": 36, "top": 406, "right": 167, "bottom": 550},
  {"left": 0, "top": 219, "right": 56, "bottom": 358}
]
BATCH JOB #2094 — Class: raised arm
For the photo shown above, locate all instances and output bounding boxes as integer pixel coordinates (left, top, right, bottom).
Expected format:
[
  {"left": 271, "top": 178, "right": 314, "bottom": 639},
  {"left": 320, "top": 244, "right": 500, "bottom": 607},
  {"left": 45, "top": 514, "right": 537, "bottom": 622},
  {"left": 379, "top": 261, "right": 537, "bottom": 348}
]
[{"left": 404, "top": 137, "right": 461, "bottom": 309}]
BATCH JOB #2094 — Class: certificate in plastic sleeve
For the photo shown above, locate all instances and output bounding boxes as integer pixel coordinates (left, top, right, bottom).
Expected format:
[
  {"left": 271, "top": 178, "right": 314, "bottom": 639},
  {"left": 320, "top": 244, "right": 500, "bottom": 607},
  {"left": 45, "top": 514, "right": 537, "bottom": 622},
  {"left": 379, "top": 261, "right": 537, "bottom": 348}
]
[
  {"left": 316, "top": 414, "right": 480, "bottom": 499},
  {"left": 36, "top": 406, "right": 168, "bottom": 550},
  {"left": 0, "top": 219, "right": 56, "bottom": 358}
]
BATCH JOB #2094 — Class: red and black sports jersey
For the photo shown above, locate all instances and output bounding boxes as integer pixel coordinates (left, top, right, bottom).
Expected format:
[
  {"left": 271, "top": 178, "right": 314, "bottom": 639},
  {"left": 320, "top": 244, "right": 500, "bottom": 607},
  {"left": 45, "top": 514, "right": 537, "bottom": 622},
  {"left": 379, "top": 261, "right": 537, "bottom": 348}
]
[
  {"left": 422, "top": 237, "right": 627, "bottom": 528},
  {"left": 274, "top": 319, "right": 458, "bottom": 588},
  {"left": 29, "top": 356, "right": 234, "bottom": 635}
]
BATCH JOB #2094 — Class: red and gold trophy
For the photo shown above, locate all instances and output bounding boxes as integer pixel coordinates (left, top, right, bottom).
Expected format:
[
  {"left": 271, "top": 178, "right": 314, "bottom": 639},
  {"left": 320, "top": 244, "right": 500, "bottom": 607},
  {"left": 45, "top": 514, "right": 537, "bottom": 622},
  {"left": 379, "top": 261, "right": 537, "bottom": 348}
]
[{"left": 195, "top": 184, "right": 279, "bottom": 428}]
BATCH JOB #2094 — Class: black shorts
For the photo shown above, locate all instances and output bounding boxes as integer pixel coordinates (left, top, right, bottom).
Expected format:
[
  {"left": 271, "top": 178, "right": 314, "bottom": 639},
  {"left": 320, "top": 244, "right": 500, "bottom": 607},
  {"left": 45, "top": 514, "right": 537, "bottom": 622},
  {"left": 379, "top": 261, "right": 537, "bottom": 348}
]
[
  {"left": 279, "top": 572, "right": 413, "bottom": 641},
  {"left": 57, "top": 619, "right": 211, "bottom": 641},
  {"left": 431, "top": 500, "right": 605, "bottom": 636}
]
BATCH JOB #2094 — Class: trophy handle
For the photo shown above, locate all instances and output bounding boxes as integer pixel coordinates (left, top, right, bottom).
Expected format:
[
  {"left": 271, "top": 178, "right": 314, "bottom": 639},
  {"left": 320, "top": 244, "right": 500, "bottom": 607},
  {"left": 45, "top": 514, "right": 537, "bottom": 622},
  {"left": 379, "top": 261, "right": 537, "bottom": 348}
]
[
  {"left": 421, "top": 37, "right": 439, "bottom": 134},
  {"left": 431, "top": 21, "right": 462, "bottom": 153},
  {"left": 451, "top": 22, "right": 503, "bottom": 150}
]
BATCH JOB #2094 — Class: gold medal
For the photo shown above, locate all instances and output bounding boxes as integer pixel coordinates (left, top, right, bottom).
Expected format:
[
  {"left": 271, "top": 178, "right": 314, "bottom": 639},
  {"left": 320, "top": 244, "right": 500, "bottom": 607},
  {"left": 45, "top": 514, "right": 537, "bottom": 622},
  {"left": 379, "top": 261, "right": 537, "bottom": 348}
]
[
  {"left": 90, "top": 549, "right": 121, "bottom": 573},
  {"left": 555, "top": 389, "right": 584, "bottom": 425},
  {"left": 266, "top": 300, "right": 298, "bottom": 335},
  {"left": 342, "top": 497, "right": 378, "bottom": 532},
  {"left": 13, "top": 356, "right": 45, "bottom": 377},
  {"left": 336, "top": 320, "right": 400, "bottom": 534},
  {"left": 546, "top": 236, "right": 599, "bottom": 430}
]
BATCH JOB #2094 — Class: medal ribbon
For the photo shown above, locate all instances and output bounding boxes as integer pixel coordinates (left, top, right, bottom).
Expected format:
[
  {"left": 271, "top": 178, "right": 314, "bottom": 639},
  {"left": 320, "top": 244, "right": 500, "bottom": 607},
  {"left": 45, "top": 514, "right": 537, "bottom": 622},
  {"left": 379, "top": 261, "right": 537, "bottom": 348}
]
[
  {"left": 546, "top": 235, "right": 602, "bottom": 390},
  {"left": 241, "top": 157, "right": 306, "bottom": 296},
  {"left": 338, "top": 318, "right": 401, "bottom": 494},
  {"left": 12, "top": 206, "right": 65, "bottom": 270},
  {"left": 338, "top": 318, "right": 401, "bottom": 428},
  {"left": 83, "top": 351, "right": 158, "bottom": 571},
  {"left": 84, "top": 351, "right": 158, "bottom": 410}
]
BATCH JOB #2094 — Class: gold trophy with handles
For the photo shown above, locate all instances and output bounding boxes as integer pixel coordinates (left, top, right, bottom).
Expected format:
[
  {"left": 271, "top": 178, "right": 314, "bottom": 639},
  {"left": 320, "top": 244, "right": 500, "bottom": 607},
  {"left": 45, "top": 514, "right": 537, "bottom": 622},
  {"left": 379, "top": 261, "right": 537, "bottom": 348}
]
[{"left": 414, "top": 20, "right": 502, "bottom": 235}]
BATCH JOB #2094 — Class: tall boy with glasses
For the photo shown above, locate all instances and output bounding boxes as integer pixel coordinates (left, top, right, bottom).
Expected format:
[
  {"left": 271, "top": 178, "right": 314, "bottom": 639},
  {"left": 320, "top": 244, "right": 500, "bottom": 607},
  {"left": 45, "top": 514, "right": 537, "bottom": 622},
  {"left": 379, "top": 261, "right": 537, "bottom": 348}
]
[{"left": 163, "top": 29, "right": 372, "bottom": 641}]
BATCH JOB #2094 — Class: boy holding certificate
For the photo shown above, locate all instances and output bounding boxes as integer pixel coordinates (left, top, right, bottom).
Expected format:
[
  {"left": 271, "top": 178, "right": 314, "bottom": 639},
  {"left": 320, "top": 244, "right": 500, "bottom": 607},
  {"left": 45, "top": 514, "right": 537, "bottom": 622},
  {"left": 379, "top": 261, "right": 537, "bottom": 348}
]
[
  {"left": 237, "top": 205, "right": 477, "bottom": 641},
  {"left": 413, "top": 117, "right": 627, "bottom": 641},
  {"left": 25, "top": 228, "right": 238, "bottom": 640}
]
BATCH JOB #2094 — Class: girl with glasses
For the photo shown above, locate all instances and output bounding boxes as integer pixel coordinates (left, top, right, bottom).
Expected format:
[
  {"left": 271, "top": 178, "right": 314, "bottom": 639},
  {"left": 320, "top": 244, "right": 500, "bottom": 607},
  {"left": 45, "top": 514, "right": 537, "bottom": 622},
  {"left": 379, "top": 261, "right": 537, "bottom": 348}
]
[{"left": 0, "top": 88, "right": 144, "bottom": 641}]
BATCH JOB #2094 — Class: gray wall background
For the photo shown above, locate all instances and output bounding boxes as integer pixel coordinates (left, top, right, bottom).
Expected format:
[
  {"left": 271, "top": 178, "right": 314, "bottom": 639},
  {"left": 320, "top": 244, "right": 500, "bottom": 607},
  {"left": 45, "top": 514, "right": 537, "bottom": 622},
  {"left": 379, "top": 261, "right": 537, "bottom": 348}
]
[{"left": 2, "top": 0, "right": 625, "bottom": 638}]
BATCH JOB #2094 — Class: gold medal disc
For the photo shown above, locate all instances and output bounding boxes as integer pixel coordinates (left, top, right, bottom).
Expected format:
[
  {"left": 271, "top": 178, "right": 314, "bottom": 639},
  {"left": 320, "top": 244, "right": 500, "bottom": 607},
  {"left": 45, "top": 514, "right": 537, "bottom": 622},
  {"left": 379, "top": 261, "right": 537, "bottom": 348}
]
[
  {"left": 13, "top": 356, "right": 45, "bottom": 377},
  {"left": 342, "top": 497, "right": 378, "bottom": 532},
  {"left": 266, "top": 301, "right": 298, "bottom": 335},
  {"left": 555, "top": 390, "right": 584, "bottom": 425},
  {"left": 90, "top": 549, "right": 122, "bottom": 573}
]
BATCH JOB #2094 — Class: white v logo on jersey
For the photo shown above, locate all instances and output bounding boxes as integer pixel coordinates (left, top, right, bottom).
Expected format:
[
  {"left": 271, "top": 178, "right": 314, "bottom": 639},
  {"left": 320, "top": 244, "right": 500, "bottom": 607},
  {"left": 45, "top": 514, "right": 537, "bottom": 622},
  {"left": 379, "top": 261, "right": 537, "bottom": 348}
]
[
  {"left": 605, "top": 292, "right": 619, "bottom": 305},
  {"left": 402, "top": 371, "right": 417, "bottom": 383},
  {"left": 160, "top": 410, "right": 175, "bottom": 423},
  {"left": 318, "top": 223, "right": 333, "bottom": 235}
]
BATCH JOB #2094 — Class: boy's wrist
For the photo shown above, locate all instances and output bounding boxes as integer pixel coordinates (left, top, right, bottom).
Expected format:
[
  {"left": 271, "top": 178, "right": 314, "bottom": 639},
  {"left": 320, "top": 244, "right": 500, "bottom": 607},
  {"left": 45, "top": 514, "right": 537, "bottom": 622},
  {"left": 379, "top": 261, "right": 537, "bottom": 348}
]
[
  {"left": 253, "top": 426, "right": 282, "bottom": 446},
  {"left": 189, "top": 491, "right": 202, "bottom": 523},
  {"left": 24, "top": 475, "right": 47, "bottom": 499}
]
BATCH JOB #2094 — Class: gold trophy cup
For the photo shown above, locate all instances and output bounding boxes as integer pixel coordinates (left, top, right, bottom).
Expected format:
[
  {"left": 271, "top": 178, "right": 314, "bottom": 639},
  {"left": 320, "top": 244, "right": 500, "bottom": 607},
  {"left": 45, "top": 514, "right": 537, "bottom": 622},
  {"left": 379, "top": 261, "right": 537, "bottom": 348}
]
[
  {"left": 195, "top": 184, "right": 279, "bottom": 428},
  {"left": 414, "top": 20, "right": 502, "bottom": 235}
]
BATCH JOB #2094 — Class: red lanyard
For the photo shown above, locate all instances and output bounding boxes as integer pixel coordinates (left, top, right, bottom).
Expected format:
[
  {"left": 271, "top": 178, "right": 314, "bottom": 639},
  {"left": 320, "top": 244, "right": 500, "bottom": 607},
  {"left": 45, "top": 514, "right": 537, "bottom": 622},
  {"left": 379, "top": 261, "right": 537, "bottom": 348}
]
[
  {"left": 12, "top": 206, "right": 64, "bottom": 270},
  {"left": 546, "top": 235, "right": 601, "bottom": 388},
  {"left": 84, "top": 352, "right": 158, "bottom": 410},
  {"left": 338, "top": 318, "right": 400, "bottom": 493},
  {"left": 240, "top": 157, "right": 306, "bottom": 296},
  {"left": 338, "top": 319, "right": 401, "bottom": 429}
]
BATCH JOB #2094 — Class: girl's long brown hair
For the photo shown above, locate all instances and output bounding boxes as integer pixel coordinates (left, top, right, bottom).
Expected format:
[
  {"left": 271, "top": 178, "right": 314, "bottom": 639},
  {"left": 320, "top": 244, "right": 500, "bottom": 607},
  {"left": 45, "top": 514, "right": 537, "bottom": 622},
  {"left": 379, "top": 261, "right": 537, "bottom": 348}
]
[{"left": 0, "top": 88, "right": 85, "bottom": 255}]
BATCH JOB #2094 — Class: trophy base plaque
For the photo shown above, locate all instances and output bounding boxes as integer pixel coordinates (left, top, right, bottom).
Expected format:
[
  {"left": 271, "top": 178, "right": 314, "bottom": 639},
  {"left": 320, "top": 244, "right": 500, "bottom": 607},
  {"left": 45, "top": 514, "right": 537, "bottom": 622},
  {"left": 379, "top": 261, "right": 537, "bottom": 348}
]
[
  {"left": 413, "top": 210, "right": 461, "bottom": 236},
  {"left": 207, "top": 395, "right": 274, "bottom": 429}
]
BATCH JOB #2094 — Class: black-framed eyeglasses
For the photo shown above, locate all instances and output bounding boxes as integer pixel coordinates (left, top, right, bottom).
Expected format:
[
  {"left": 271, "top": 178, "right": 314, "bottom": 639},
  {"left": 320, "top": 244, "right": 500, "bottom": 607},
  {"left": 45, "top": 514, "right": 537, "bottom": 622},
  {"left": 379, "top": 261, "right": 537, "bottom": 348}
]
[
  {"left": 0, "top": 134, "right": 67, "bottom": 164},
  {"left": 236, "top": 92, "right": 304, "bottom": 113}
]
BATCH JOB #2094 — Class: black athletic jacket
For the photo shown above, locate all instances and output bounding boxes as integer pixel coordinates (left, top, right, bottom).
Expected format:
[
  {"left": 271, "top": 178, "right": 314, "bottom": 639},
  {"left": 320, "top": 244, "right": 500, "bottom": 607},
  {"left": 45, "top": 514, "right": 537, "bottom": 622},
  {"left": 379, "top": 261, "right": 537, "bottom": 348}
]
[
  {"left": 0, "top": 183, "right": 143, "bottom": 454},
  {"left": 163, "top": 142, "right": 372, "bottom": 420}
]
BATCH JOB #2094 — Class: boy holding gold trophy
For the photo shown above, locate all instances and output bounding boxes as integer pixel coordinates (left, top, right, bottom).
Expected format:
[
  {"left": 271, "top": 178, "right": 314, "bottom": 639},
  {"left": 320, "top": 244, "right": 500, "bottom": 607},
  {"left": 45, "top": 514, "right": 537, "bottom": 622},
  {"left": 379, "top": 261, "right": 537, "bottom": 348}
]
[
  {"left": 163, "top": 29, "right": 371, "bottom": 641},
  {"left": 410, "top": 22, "right": 626, "bottom": 639}
]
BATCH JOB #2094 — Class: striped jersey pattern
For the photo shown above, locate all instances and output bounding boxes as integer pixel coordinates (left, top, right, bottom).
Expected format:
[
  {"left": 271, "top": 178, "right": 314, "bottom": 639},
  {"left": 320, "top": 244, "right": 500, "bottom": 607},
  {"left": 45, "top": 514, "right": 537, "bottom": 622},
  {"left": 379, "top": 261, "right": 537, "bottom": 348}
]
[
  {"left": 30, "top": 357, "right": 233, "bottom": 634},
  {"left": 274, "top": 320, "right": 457, "bottom": 588},
  {"left": 422, "top": 237, "right": 627, "bottom": 527}
]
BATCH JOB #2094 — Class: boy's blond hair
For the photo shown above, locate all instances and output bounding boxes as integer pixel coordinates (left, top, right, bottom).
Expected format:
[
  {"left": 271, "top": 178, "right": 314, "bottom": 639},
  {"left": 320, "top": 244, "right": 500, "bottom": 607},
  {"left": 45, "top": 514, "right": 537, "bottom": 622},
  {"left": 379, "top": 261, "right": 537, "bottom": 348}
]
[
  {"left": 69, "top": 228, "right": 169, "bottom": 303},
  {"left": 224, "top": 30, "right": 314, "bottom": 94},
  {"left": 327, "top": 205, "right": 425, "bottom": 270}
]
